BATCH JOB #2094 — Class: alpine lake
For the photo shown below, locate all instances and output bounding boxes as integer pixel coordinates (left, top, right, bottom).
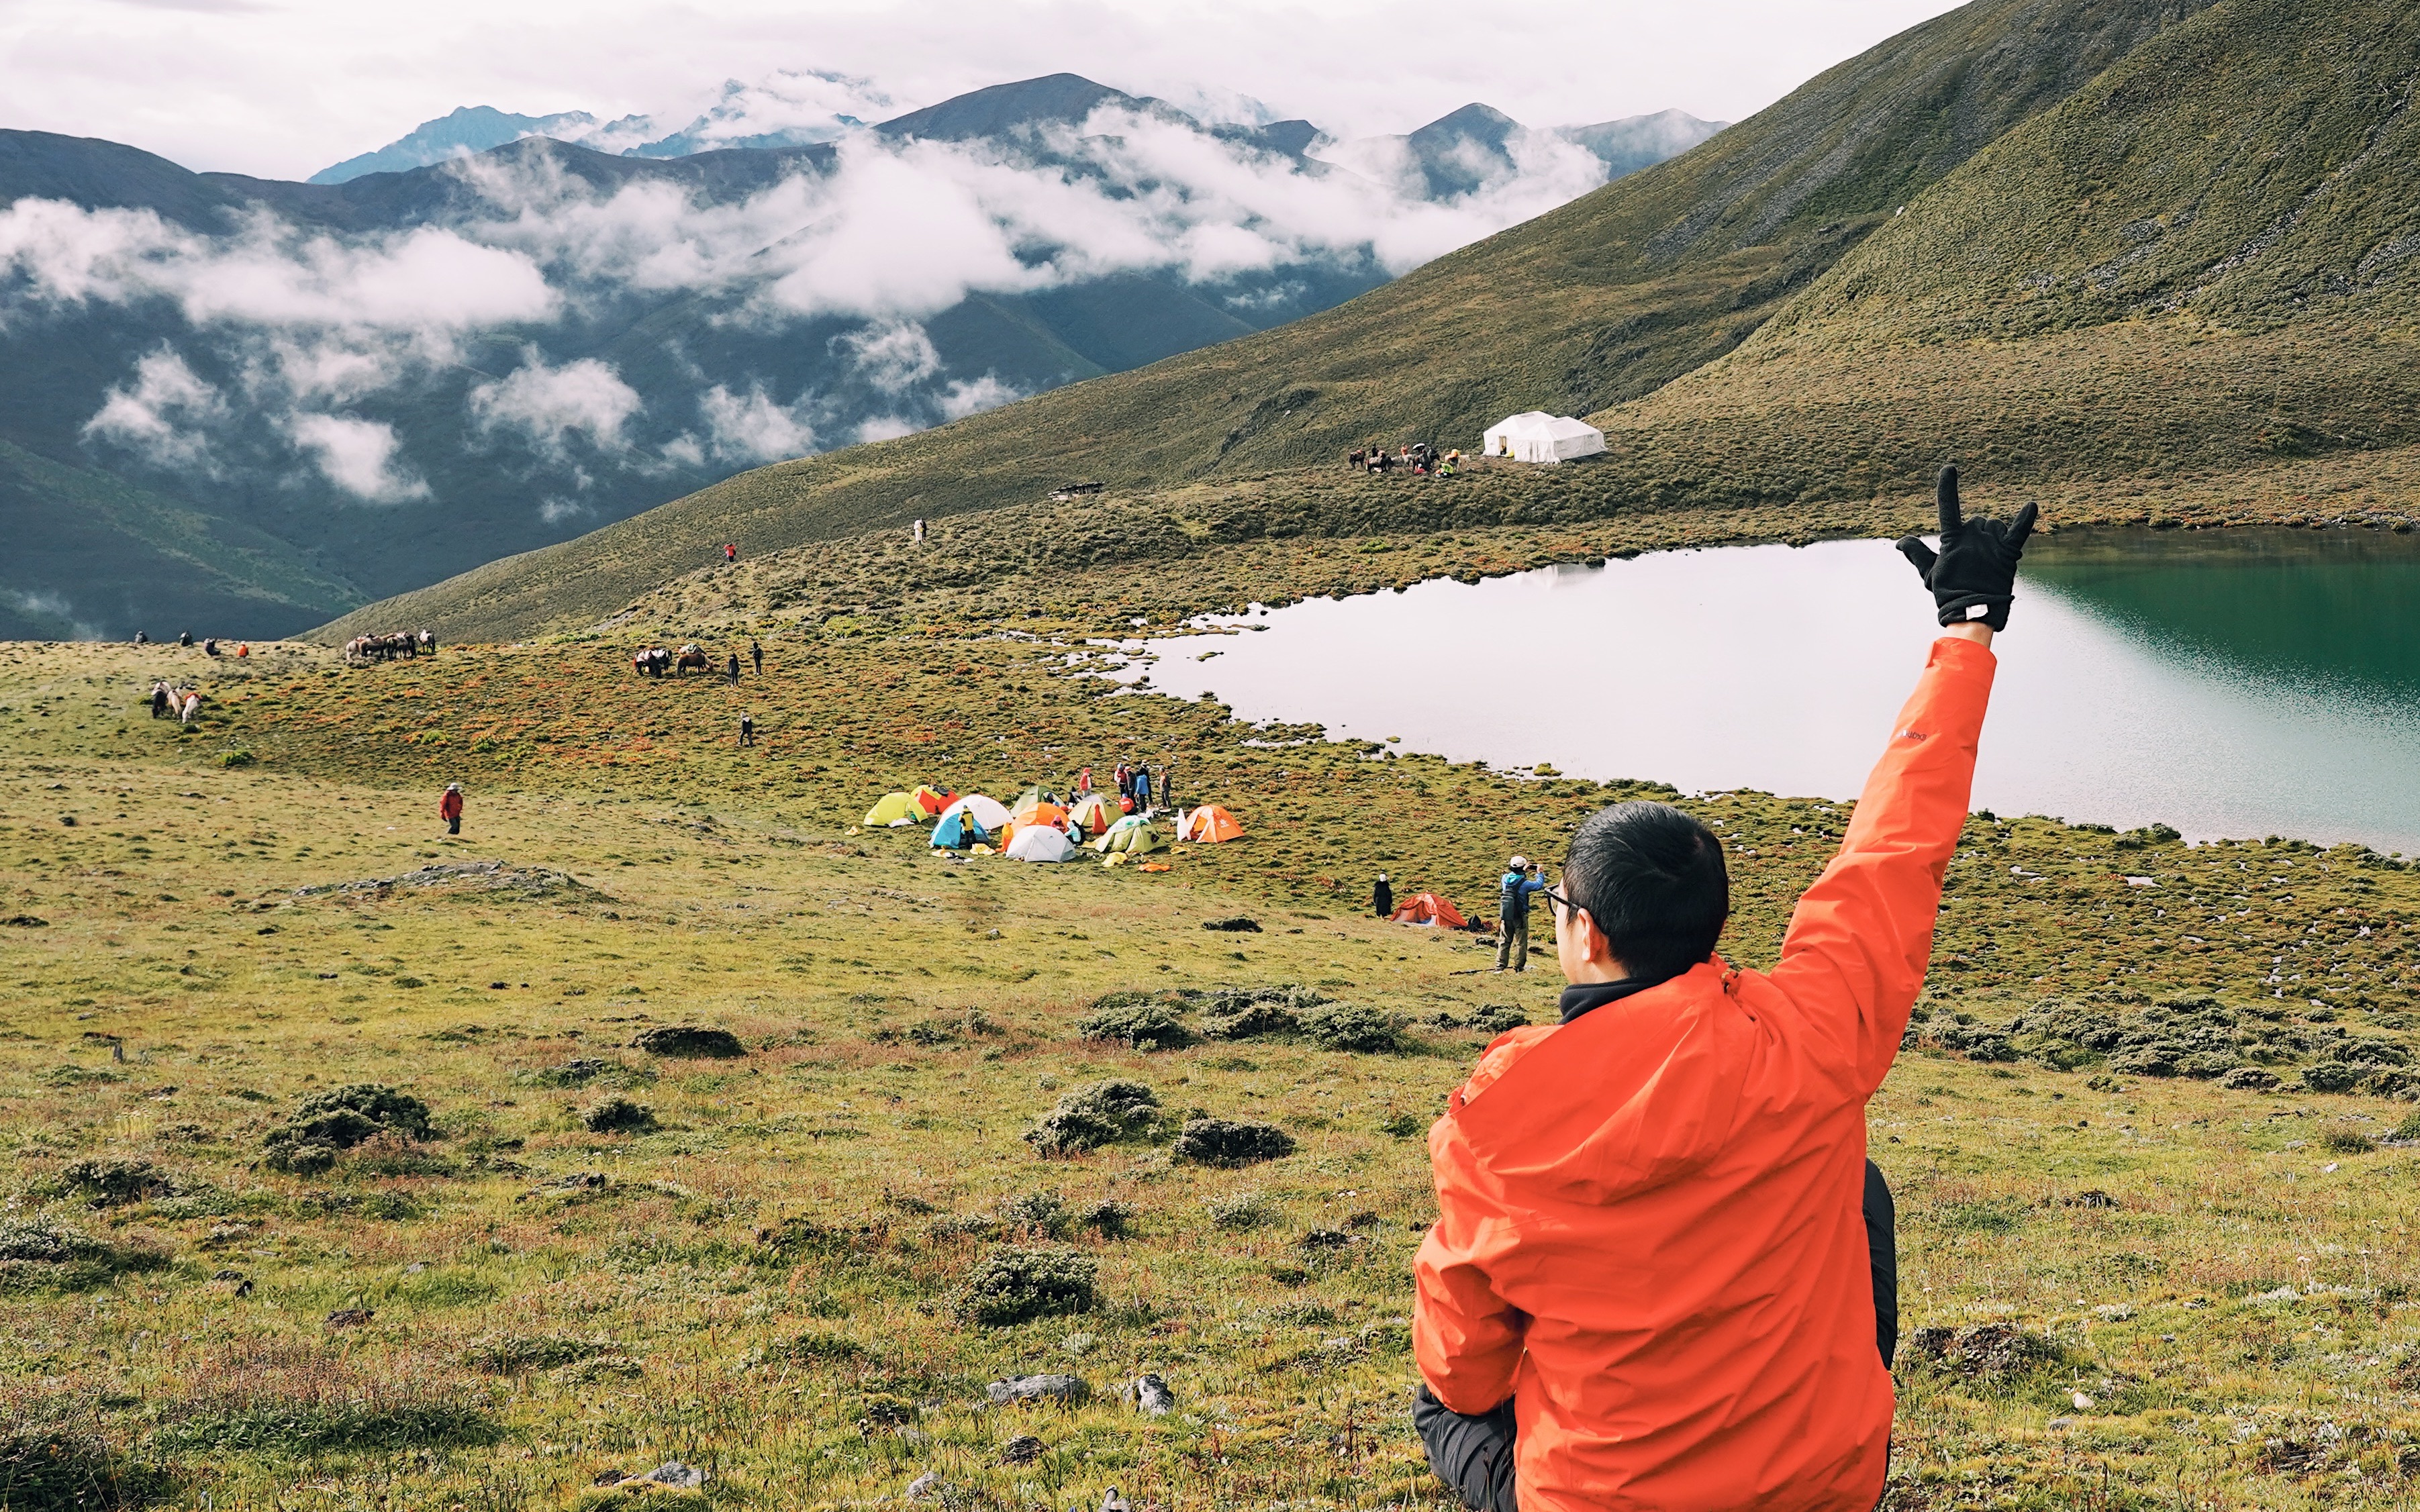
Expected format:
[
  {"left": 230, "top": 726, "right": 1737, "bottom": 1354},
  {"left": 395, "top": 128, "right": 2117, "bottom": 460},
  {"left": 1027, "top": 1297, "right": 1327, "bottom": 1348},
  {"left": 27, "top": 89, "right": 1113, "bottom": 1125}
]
[{"left": 1134, "top": 526, "right": 2420, "bottom": 855}]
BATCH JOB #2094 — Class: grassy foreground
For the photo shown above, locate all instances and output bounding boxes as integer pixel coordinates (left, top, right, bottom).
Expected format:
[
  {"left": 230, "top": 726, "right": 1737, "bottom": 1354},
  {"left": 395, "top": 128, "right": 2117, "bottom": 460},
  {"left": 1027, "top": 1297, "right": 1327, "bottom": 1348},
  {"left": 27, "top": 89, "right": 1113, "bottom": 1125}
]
[{"left": 5, "top": 626, "right": 2420, "bottom": 1512}]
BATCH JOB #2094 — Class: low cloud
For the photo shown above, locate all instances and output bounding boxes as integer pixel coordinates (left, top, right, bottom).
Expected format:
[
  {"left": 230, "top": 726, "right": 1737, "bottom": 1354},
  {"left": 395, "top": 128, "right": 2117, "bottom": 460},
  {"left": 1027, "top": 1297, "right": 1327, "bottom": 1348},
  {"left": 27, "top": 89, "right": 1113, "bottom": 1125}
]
[
  {"left": 696, "top": 382, "right": 816, "bottom": 463},
  {"left": 471, "top": 353, "right": 643, "bottom": 455},
  {"left": 938, "top": 374, "right": 1022, "bottom": 421},
  {"left": 82, "top": 346, "right": 227, "bottom": 471},
  {"left": 288, "top": 412, "right": 428, "bottom": 502}
]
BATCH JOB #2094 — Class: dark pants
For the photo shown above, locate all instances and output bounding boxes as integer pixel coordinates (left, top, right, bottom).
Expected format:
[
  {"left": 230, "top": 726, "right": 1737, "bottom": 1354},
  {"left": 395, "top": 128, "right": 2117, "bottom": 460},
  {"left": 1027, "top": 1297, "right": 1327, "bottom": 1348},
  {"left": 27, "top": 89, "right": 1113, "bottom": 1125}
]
[
  {"left": 446, "top": 816, "right": 461, "bottom": 835},
  {"left": 1415, "top": 1161, "right": 1898, "bottom": 1512}
]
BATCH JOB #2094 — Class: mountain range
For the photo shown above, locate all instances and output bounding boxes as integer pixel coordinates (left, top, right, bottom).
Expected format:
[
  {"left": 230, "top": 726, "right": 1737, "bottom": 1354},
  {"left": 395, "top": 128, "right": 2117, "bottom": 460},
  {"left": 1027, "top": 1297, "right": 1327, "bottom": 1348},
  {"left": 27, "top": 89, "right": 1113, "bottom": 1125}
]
[
  {"left": 329, "top": 0, "right": 2420, "bottom": 646},
  {"left": 0, "top": 77, "right": 1719, "bottom": 641}
]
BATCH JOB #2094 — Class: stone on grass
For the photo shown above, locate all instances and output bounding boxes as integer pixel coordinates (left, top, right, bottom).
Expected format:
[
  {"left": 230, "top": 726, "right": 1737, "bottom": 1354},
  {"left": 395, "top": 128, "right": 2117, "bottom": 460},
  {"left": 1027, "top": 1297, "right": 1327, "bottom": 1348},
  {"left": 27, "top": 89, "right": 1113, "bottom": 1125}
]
[
  {"left": 1171, "top": 1116, "right": 1296, "bottom": 1168},
  {"left": 906, "top": 1470, "right": 944, "bottom": 1503},
  {"left": 1000, "top": 1434, "right": 1044, "bottom": 1464},
  {"left": 1025, "top": 1079, "right": 1163, "bottom": 1156},
  {"left": 1123, "top": 1373, "right": 1175, "bottom": 1415},
  {"left": 986, "top": 1373, "right": 1090, "bottom": 1406},
  {"left": 631, "top": 1025, "right": 746, "bottom": 1058}
]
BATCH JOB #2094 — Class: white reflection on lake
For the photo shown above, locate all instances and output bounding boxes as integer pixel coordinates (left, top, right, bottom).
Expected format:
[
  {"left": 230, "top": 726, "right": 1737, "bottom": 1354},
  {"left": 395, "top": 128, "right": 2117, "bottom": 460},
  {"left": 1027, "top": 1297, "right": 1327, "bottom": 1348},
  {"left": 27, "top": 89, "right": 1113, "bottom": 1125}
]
[{"left": 1130, "top": 536, "right": 2420, "bottom": 852}]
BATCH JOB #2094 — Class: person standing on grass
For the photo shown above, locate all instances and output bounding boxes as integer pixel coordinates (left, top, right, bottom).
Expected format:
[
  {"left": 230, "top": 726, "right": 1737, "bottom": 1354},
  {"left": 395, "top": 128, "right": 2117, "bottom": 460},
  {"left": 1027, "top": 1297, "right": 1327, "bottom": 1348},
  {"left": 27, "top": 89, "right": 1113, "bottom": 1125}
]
[
  {"left": 726, "top": 652, "right": 741, "bottom": 685},
  {"left": 1078, "top": 765, "right": 1093, "bottom": 795},
  {"left": 1374, "top": 872, "right": 1394, "bottom": 919},
  {"left": 440, "top": 783, "right": 465, "bottom": 836},
  {"left": 751, "top": 639, "right": 763, "bottom": 676},
  {"left": 1492, "top": 856, "right": 1546, "bottom": 973},
  {"left": 1413, "top": 468, "right": 2033, "bottom": 1512},
  {"left": 1134, "top": 763, "right": 1155, "bottom": 813},
  {"left": 738, "top": 714, "right": 755, "bottom": 747}
]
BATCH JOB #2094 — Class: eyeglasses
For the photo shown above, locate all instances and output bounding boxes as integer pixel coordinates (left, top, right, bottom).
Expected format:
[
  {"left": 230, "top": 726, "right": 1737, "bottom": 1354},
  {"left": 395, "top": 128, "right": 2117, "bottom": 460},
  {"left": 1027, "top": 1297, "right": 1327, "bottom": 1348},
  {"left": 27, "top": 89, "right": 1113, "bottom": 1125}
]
[{"left": 1540, "top": 885, "right": 1592, "bottom": 926}]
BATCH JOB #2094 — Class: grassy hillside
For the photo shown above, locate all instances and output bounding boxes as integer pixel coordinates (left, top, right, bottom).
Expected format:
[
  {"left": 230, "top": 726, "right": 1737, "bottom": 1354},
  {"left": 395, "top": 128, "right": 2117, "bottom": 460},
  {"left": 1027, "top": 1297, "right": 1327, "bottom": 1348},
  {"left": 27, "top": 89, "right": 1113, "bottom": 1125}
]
[
  {"left": 1584, "top": 0, "right": 2420, "bottom": 505},
  {"left": 323, "top": 0, "right": 2217, "bottom": 642},
  {"left": 9, "top": 625, "right": 2420, "bottom": 1509}
]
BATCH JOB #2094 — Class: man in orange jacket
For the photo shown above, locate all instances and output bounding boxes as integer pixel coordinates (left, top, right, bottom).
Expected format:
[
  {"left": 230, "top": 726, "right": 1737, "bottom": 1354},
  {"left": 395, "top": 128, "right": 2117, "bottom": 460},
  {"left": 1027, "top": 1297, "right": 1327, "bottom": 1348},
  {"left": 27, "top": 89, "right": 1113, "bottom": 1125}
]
[{"left": 1414, "top": 468, "right": 2034, "bottom": 1511}]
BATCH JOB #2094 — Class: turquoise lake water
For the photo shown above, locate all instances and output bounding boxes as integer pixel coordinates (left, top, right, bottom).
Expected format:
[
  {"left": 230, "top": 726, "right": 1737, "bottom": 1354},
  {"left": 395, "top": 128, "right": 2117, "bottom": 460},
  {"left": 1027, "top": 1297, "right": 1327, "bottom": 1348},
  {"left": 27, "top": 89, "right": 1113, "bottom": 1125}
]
[{"left": 1129, "top": 528, "right": 2420, "bottom": 853}]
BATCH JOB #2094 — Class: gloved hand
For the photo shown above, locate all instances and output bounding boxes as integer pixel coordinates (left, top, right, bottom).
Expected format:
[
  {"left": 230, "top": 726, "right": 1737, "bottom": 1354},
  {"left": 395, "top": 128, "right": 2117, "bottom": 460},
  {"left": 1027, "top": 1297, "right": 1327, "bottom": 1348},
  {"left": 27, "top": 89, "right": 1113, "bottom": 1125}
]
[{"left": 1896, "top": 466, "right": 2037, "bottom": 630}]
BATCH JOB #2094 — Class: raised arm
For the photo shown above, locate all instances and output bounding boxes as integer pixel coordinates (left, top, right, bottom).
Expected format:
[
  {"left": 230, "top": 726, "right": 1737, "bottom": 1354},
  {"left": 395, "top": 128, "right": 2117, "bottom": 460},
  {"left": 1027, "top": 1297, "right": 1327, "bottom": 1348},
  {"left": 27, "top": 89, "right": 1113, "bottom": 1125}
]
[{"left": 1768, "top": 468, "right": 2034, "bottom": 1094}]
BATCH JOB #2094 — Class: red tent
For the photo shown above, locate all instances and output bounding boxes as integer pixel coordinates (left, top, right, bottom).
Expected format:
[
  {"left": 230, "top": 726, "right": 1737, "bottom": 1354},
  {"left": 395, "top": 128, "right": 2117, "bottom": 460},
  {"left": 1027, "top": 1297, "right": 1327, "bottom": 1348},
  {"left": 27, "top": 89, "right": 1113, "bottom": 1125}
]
[{"left": 1391, "top": 893, "right": 1468, "bottom": 928}]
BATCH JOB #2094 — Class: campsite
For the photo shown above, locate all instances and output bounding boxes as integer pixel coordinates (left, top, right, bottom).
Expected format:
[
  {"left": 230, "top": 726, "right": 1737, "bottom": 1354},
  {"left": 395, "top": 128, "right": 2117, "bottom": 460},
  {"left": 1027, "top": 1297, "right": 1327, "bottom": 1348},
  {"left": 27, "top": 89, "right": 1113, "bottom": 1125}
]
[
  {"left": 7, "top": 612, "right": 2420, "bottom": 1508},
  {"left": 10, "top": 0, "right": 2420, "bottom": 1507}
]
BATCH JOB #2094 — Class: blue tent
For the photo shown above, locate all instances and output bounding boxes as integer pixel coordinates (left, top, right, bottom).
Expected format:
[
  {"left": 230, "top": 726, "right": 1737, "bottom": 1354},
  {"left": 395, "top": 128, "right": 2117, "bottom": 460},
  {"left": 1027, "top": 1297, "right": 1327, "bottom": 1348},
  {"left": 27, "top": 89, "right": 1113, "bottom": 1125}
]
[{"left": 932, "top": 808, "right": 992, "bottom": 849}]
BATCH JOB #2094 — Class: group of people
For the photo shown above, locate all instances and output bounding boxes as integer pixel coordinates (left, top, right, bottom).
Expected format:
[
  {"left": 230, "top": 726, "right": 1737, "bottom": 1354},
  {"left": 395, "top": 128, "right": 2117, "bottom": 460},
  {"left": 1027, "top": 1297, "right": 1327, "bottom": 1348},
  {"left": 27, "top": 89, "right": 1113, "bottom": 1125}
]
[
  {"left": 1083, "top": 760, "right": 1175, "bottom": 814},
  {"left": 1349, "top": 442, "right": 1459, "bottom": 476},
  {"left": 135, "top": 631, "right": 254, "bottom": 657},
  {"left": 147, "top": 681, "right": 203, "bottom": 725}
]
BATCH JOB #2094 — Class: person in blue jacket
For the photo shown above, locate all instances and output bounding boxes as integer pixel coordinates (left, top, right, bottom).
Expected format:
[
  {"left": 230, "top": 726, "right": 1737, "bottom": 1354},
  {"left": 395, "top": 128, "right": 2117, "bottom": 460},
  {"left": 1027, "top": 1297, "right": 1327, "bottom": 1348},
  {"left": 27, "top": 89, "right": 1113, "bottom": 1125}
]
[{"left": 1493, "top": 856, "right": 1547, "bottom": 972}]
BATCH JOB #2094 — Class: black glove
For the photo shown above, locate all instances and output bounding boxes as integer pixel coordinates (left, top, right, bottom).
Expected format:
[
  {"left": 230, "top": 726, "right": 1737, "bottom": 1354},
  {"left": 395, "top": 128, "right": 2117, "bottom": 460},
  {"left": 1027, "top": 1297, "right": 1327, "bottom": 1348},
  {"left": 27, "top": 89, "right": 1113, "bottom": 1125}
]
[{"left": 1896, "top": 466, "right": 2037, "bottom": 630}]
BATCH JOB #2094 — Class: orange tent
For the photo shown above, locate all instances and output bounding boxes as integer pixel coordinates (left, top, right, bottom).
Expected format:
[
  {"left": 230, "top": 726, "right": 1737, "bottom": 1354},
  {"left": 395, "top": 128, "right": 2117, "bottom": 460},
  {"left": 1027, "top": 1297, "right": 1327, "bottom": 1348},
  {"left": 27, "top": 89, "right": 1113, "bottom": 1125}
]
[
  {"left": 1181, "top": 805, "right": 1245, "bottom": 843},
  {"left": 913, "top": 786, "right": 954, "bottom": 815},
  {"left": 1392, "top": 893, "right": 1468, "bottom": 928},
  {"left": 1012, "top": 799, "right": 1069, "bottom": 829}
]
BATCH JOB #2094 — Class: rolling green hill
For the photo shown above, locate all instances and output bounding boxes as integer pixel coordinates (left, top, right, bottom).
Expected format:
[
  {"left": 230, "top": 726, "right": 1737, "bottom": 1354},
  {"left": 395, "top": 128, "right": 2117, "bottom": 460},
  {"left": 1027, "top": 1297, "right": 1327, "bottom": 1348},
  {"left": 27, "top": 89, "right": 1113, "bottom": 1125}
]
[{"left": 321, "top": 0, "right": 2235, "bottom": 642}]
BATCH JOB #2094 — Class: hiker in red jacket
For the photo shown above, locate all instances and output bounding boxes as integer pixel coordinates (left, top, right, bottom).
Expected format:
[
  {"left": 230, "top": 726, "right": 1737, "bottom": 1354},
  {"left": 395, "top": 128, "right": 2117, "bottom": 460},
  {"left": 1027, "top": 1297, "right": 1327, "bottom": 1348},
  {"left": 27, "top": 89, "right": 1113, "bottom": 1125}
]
[
  {"left": 440, "top": 783, "right": 465, "bottom": 836},
  {"left": 1414, "top": 469, "right": 2034, "bottom": 1511}
]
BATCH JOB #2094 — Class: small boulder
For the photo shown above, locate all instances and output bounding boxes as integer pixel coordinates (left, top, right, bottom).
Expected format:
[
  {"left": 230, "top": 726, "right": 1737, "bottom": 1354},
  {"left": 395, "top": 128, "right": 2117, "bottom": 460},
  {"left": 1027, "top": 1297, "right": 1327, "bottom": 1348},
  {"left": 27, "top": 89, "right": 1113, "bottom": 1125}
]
[
  {"left": 1126, "top": 1373, "right": 1175, "bottom": 1415},
  {"left": 906, "top": 1470, "right": 944, "bottom": 1503},
  {"left": 631, "top": 1025, "right": 746, "bottom": 1058},
  {"left": 642, "top": 1463, "right": 705, "bottom": 1489},
  {"left": 986, "top": 1373, "right": 1090, "bottom": 1407},
  {"left": 999, "top": 1434, "right": 1045, "bottom": 1464}
]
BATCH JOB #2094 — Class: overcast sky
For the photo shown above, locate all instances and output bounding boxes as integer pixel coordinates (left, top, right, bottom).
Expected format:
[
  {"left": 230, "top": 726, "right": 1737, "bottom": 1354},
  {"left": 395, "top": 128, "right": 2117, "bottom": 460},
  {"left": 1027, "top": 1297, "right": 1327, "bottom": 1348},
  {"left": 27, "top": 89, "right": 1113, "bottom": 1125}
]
[{"left": 1, "top": 0, "right": 1969, "bottom": 181}]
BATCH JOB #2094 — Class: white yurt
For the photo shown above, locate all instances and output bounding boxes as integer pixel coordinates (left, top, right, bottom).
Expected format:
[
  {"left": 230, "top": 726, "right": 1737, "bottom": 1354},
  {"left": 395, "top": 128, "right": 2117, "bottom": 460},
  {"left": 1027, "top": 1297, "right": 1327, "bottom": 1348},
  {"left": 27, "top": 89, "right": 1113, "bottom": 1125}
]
[
  {"left": 1006, "top": 825, "right": 1076, "bottom": 863},
  {"left": 1483, "top": 411, "right": 1606, "bottom": 464}
]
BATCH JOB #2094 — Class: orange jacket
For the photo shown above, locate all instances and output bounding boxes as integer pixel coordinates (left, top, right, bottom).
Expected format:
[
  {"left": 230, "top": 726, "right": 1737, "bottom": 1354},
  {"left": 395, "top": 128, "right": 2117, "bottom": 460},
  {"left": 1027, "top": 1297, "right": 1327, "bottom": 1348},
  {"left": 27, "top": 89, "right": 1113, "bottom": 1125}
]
[
  {"left": 440, "top": 789, "right": 464, "bottom": 819},
  {"left": 1414, "top": 636, "right": 1995, "bottom": 1511}
]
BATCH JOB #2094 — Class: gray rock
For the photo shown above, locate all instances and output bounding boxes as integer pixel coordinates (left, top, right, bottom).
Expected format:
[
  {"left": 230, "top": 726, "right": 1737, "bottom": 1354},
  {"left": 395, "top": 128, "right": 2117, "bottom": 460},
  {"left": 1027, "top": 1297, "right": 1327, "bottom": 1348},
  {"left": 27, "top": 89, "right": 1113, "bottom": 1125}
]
[
  {"left": 644, "top": 1462, "right": 706, "bottom": 1489},
  {"left": 1122, "top": 1372, "right": 1175, "bottom": 1415},
  {"left": 906, "top": 1470, "right": 944, "bottom": 1501},
  {"left": 1100, "top": 1489, "right": 1131, "bottom": 1512},
  {"left": 986, "top": 1372, "right": 1090, "bottom": 1406}
]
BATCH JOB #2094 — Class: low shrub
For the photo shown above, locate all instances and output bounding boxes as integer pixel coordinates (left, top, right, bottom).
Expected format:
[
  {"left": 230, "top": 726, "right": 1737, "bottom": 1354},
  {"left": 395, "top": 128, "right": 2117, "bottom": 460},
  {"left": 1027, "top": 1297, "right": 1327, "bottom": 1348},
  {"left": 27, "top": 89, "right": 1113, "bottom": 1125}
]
[
  {"left": 261, "top": 1083, "right": 434, "bottom": 1175},
  {"left": 0, "top": 1217, "right": 168, "bottom": 1292},
  {"left": 1076, "top": 1001, "right": 1196, "bottom": 1051},
  {"left": 583, "top": 1097, "right": 659, "bottom": 1134},
  {"left": 1466, "top": 1005, "right": 1531, "bottom": 1036},
  {"left": 1172, "top": 1117, "right": 1296, "bottom": 1168},
  {"left": 60, "top": 1158, "right": 181, "bottom": 1207},
  {"left": 1025, "top": 1080, "right": 1163, "bottom": 1156},
  {"left": 1300, "top": 1001, "right": 1405, "bottom": 1054},
  {"left": 630, "top": 1026, "right": 746, "bottom": 1058},
  {"left": 150, "top": 1342, "right": 500, "bottom": 1454},
  {"left": 1207, "top": 1191, "right": 1277, "bottom": 1231},
  {"left": 951, "top": 1248, "right": 1100, "bottom": 1326},
  {"left": 461, "top": 1333, "right": 620, "bottom": 1374},
  {"left": 0, "top": 1394, "right": 171, "bottom": 1511}
]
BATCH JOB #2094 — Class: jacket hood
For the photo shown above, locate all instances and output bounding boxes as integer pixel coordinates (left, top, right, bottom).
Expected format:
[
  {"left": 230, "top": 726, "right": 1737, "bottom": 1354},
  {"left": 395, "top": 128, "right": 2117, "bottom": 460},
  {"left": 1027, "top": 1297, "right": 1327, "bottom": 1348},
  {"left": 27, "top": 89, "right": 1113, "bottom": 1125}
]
[{"left": 1443, "top": 957, "right": 1752, "bottom": 1205}]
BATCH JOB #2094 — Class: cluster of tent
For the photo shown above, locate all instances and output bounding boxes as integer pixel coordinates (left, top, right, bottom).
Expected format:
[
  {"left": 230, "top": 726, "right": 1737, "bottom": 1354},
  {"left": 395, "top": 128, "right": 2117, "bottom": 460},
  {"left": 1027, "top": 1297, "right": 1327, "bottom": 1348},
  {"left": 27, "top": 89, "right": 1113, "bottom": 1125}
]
[{"left": 862, "top": 784, "right": 1245, "bottom": 866}]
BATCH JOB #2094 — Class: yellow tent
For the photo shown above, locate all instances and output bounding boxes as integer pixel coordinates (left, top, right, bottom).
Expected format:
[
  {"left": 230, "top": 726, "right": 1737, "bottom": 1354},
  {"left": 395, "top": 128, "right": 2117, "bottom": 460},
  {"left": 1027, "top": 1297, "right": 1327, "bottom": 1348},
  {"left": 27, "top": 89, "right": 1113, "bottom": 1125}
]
[{"left": 865, "top": 791, "right": 923, "bottom": 826}]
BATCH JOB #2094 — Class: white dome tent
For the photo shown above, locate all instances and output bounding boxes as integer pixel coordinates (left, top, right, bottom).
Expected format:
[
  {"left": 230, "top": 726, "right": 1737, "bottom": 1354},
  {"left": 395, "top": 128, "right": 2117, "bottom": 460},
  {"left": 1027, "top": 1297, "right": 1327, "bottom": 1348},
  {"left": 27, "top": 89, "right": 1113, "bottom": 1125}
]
[{"left": 1484, "top": 411, "right": 1606, "bottom": 464}]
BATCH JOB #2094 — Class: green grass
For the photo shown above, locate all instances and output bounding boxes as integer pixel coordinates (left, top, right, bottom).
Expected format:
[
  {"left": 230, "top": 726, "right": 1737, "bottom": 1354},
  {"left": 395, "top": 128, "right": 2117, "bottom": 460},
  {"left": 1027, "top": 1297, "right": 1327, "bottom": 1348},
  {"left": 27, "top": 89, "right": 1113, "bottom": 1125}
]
[{"left": 5, "top": 615, "right": 2420, "bottom": 1507}]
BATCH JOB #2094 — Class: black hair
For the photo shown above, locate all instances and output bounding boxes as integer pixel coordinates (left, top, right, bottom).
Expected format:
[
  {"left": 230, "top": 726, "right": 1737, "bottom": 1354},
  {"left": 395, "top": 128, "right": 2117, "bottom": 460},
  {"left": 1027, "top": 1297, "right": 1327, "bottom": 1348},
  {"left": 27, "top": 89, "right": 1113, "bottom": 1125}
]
[{"left": 1560, "top": 801, "right": 1729, "bottom": 984}]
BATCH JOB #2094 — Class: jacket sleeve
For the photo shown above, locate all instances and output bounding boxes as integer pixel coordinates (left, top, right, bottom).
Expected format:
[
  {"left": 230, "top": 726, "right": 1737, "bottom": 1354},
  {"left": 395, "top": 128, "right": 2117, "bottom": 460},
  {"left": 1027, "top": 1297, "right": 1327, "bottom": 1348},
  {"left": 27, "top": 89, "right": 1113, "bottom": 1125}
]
[
  {"left": 1414, "top": 1215, "right": 1528, "bottom": 1413},
  {"left": 1768, "top": 635, "right": 1996, "bottom": 1095}
]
